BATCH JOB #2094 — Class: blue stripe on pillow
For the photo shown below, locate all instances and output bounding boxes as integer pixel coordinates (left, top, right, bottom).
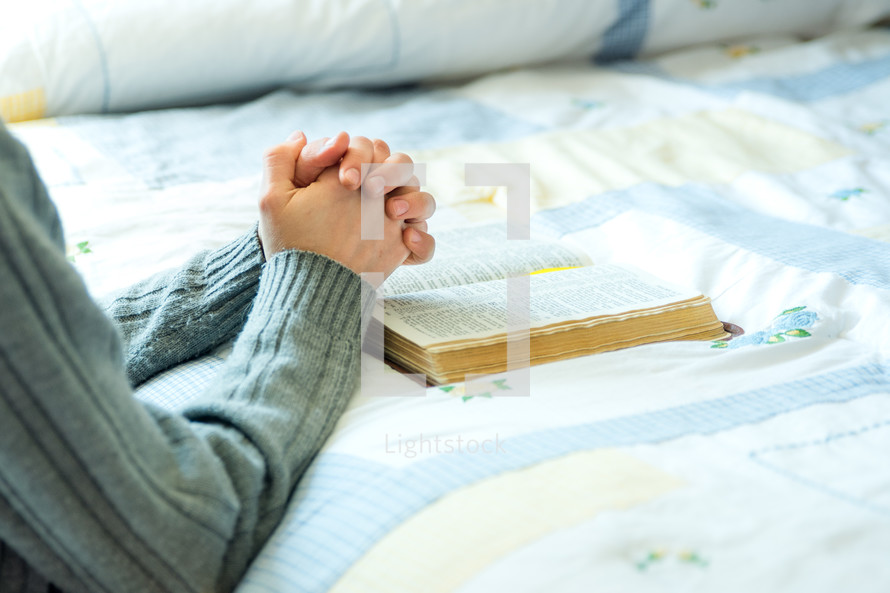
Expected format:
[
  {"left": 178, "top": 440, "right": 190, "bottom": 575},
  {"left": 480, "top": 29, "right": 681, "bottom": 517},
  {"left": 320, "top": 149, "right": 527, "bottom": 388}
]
[{"left": 595, "top": 0, "right": 651, "bottom": 63}]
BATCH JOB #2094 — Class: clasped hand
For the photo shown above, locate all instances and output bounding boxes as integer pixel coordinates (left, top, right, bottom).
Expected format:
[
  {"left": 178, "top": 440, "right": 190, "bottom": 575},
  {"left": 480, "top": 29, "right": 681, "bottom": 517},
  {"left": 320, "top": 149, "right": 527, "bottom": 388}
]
[{"left": 257, "top": 131, "right": 436, "bottom": 281}]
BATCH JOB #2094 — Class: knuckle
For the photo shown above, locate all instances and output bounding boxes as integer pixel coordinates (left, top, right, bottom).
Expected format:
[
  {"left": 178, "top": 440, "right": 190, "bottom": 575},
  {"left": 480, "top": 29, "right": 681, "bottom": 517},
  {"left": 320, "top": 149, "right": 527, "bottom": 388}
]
[
  {"left": 388, "top": 152, "right": 413, "bottom": 164},
  {"left": 257, "top": 191, "right": 277, "bottom": 213},
  {"left": 262, "top": 144, "right": 285, "bottom": 161},
  {"left": 351, "top": 135, "right": 372, "bottom": 148}
]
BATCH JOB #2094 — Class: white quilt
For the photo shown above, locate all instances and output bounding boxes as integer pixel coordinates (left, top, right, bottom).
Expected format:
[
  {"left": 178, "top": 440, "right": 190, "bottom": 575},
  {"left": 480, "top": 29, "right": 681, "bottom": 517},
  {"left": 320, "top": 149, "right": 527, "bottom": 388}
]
[{"left": 8, "top": 14, "right": 890, "bottom": 593}]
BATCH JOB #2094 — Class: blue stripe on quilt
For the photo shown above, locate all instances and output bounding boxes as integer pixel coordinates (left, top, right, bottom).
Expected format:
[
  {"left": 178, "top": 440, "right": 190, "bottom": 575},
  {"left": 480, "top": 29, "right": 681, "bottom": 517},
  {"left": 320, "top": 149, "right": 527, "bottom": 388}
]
[
  {"left": 712, "top": 53, "right": 890, "bottom": 102},
  {"left": 610, "top": 50, "right": 890, "bottom": 102},
  {"left": 595, "top": 0, "right": 651, "bottom": 63},
  {"left": 750, "top": 417, "right": 890, "bottom": 517},
  {"left": 532, "top": 183, "right": 890, "bottom": 289},
  {"left": 240, "top": 361, "right": 890, "bottom": 592}
]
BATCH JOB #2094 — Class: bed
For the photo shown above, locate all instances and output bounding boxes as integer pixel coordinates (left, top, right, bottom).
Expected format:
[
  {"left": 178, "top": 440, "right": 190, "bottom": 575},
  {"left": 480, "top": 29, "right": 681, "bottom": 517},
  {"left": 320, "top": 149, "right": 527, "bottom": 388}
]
[{"left": 4, "top": 1, "right": 890, "bottom": 591}]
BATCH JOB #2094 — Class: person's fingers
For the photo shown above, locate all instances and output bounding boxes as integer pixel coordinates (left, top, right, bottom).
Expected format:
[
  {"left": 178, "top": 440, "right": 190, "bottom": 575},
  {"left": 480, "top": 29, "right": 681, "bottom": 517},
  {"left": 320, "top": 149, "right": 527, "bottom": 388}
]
[
  {"left": 407, "top": 220, "right": 428, "bottom": 233},
  {"left": 259, "top": 135, "right": 307, "bottom": 211},
  {"left": 387, "top": 175, "right": 422, "bottom": 196},
  {"left": 338, "top": 136, "right": 376, "bottom": 190},
  {"left": 402, "top": 225, "right": 435, "bottom": 265},
  {"left": 293, "top": 131, "right": 350, "bottom": 187},
  {"left": 386, "top": 190, "right": 436, "bottom": 222},
  {"left": 372, "top": 138, "right": 391, "bottom": 162},
  {"left": 365, "top": 152, "right": 416, "bottom": 194}
]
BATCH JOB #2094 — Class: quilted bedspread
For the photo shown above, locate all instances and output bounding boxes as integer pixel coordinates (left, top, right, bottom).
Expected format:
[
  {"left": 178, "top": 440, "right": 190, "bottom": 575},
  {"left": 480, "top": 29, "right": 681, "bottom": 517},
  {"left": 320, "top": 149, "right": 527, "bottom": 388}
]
[{"left": 8, "top": 9, "right": 890, "bottom": 592}]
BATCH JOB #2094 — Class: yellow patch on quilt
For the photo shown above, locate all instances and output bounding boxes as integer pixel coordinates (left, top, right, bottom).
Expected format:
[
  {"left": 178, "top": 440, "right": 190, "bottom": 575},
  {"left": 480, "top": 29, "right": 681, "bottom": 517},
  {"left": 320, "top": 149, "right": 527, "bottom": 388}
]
[
  {"left": 328, "top": 449, "right": 683, "bottom": 593},
  {"left": 0, "top": 88, "right": 47, "bottom": 123},
  {"left": 413, "top": 108, "right": 849, "bottom": 215},
  {"left": 852, "top": 224, "right": 890, "bottom": 243}
]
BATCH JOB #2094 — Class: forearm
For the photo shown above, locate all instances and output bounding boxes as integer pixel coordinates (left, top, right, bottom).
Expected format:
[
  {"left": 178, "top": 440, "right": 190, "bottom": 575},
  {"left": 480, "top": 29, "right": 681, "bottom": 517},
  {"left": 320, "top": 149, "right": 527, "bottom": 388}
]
[
  {"left": 182, "top": 250, "right": 375, "bottom": 588},
  {"left": 0, "top": 240, "right": 372, "bottom": 593},
  {"left": 101, "top": 228, "right": 264, "bottom": 387},
  {"left": 1, "top": 122, "right": 374, "bottom": 593}
]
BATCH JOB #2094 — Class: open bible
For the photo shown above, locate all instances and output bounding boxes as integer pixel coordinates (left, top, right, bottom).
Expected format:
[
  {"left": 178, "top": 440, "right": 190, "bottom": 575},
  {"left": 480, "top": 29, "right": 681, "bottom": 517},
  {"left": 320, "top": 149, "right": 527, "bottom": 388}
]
[{"left": 380, "top": 223, "right": 727, "bottom": 385}]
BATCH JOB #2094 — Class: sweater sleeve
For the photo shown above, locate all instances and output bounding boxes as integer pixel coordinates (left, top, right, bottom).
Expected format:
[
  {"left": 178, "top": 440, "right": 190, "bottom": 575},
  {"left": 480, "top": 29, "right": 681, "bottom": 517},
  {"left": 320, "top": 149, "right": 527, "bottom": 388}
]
[
  {"left": 100, "top": 227, "right": 264, "bottom": 387},
  {"left": 0, "top": 124, "right": 376, "bottom": 593}
]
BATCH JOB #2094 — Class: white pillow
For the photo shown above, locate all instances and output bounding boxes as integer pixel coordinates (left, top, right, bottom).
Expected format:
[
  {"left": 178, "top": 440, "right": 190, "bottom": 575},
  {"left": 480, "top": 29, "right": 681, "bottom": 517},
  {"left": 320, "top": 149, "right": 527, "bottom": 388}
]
[{"left": 2, "top": 0, "right": 888, "bottom": 121}]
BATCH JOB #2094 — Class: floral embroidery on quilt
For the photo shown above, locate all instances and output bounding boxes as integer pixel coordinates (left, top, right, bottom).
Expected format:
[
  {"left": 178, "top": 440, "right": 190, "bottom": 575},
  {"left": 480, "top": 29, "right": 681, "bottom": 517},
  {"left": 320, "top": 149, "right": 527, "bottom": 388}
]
[
  {"left": 635, "top": 548, "right": 709, "bottom": 571},
  {"left": 829, "top": 188, "right": 867, "bottom": 201},
  {"left": 859, "top": 121, "right": 887, "bottom": 136},
  {"left": 721, "top": 43, "right": 760, "bottom": 59},
  {"left": 712, "top": 306, "right": 817, "bottom": 349},
  {"left": 66, "top": 240, "right": 93, "bottom": 263},
  {"left": 440, "top": 378, "right": 511, "bottom": 402},
  {"left": 570, "top": 97, "right": 605, "bottom": 111}
]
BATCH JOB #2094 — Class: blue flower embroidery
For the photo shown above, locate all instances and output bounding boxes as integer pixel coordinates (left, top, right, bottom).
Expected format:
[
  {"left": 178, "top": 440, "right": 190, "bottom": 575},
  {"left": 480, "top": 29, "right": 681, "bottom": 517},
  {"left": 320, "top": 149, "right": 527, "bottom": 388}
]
[
  {"left": 772, "top": 310, "right": 817, "bottom": 332},
  {"left": 713, "top": 306, "right": 817, "bottom": 349},
  {"left": 570, "top": 98, "right": 605, "bottom": 110},
  {"left": 829, "top": 188, "right": 867, "bottom": 201}
]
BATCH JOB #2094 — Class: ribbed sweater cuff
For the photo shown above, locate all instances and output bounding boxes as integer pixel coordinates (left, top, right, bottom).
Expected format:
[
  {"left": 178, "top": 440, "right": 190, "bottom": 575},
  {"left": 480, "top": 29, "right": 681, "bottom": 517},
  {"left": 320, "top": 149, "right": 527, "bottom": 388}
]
[
  {"left": 253, "top": 250, "right": 377, "bottom": 339},
  {"left": 201, "top": 226, "right": 265, "bottom": 305},
  {"left": 105, "top": 226, "right": 267, "bottom": 386}
]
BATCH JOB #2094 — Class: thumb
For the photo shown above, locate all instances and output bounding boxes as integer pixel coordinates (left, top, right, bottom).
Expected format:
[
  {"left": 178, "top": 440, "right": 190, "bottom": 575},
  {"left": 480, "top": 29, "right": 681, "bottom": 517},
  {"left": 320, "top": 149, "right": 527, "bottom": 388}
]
[
  {"left": 294, "top": 131, "right": 349, "bottom": 187},
  {"left": 260, "top": 133, "right": 307, "bottom": 207}
]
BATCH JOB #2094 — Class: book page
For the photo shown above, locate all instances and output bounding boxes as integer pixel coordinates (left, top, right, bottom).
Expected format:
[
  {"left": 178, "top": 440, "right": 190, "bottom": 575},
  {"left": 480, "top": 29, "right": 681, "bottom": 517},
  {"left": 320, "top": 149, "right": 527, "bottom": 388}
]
[
  {"left": 382, "top": 222, "right": 591, "bottom": 295},
  {"left": 384, "top": 264, "right": 701, "bottom": 347}
]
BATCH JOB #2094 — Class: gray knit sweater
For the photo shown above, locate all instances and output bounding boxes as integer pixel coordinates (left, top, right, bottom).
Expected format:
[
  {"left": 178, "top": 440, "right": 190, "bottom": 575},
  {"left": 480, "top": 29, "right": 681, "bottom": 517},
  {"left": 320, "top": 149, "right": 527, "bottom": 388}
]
[{"left": 0, "top": 123, "right": 374, "bottom": 593}]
